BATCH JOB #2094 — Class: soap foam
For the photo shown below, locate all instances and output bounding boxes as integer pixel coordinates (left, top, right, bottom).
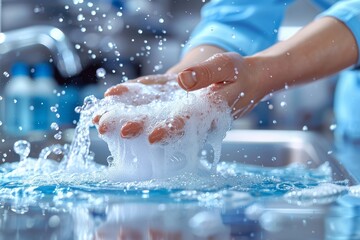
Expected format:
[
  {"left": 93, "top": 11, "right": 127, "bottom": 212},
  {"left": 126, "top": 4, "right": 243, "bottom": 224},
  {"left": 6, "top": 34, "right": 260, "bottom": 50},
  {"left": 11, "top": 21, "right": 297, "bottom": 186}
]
[{"left": 95, "top": 81, "right": 232, "bottom": 181}]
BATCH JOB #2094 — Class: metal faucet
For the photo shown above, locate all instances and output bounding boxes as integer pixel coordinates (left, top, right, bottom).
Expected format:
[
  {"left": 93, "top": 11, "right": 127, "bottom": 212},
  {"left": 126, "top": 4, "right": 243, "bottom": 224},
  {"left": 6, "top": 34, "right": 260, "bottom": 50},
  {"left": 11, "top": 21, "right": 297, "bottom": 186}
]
[{"left": 0, "top": 25, "right": 82, "bottom": 77}]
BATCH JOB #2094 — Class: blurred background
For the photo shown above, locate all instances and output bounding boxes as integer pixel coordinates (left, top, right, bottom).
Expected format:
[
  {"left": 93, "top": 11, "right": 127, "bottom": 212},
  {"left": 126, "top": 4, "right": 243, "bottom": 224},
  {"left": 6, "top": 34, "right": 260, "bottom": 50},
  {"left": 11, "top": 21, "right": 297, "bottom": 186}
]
[{"left": 0, "top": 0, "right": 338, "bottom": 140}]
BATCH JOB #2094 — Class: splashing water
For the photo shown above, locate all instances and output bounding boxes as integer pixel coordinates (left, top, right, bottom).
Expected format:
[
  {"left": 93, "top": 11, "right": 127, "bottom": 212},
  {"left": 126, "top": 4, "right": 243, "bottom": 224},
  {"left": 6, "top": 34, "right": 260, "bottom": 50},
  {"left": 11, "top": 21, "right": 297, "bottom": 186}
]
[{"left": 0, "top": 81, "right": 353, "bottom": 213}]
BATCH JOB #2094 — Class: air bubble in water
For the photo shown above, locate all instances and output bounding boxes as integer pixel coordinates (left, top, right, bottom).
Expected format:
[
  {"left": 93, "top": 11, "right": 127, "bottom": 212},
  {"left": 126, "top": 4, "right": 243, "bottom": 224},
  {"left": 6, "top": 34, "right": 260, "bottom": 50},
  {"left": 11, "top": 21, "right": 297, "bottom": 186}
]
[
  {"left": 159, "top": 18, "right": 164, "bottom": 23},
  {"left": 280, "top": 101, "right": 287, "bottom": 107},
  {"left": 14, "top": 140, "right": 31, "bottom": 161},
  {"left": 96, "top": 68, "right": 106, "bottom": 79},
  {"left": 302, "top": 125, "right": 308, "bottom": 131}
]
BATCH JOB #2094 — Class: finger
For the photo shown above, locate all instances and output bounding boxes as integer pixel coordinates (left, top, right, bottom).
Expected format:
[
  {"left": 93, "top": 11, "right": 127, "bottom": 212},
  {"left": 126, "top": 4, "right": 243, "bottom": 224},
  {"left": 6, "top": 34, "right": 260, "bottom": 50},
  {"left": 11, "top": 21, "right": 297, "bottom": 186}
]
[
  {"left": 104, "top": 84, "right": 129, "bottom": 97},
  {"left": 177, "top": 52, "right": 240, "bottom": 91},
  {"left": 120, "top": 120, "right": 145, "bottom": 138},
  {"left": 128, "top": 74, "right": 176, "bottom": 85},
  {"left": 148, "top": 116, "right": 186, "bottom": 144},
  {"left": 98, "top": 112, "right": 117, "bottom": 135}
]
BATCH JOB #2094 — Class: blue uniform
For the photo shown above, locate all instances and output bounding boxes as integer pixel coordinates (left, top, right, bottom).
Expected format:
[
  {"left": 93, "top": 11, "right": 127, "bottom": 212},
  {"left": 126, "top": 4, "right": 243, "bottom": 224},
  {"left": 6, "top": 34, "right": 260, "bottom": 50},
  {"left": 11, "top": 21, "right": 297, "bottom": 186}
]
[
  {"left": 183, "top": 0, "right": 360, "bottom": 143},
  {"left": 184, "top": 0, "right": 360, "bottom": 66}
]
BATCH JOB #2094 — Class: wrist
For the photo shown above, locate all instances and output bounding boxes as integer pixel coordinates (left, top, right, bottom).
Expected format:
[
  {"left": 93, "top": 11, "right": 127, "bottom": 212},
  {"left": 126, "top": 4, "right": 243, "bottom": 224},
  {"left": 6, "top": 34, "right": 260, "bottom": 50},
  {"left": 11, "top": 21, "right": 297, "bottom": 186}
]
[{"left": 244, "top": 55, "right": 279, "bottom": 101}]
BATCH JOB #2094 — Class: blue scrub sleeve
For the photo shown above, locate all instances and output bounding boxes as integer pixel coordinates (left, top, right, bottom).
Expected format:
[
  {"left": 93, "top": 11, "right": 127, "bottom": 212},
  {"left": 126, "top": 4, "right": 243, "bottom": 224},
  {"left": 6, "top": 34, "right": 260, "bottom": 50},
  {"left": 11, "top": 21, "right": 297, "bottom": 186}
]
[
  {"left": 182, "top": 0, "right": 294, "bottom": 57},
  {"left": 317, "top": 0, "right": 360, "bottom": 66}
]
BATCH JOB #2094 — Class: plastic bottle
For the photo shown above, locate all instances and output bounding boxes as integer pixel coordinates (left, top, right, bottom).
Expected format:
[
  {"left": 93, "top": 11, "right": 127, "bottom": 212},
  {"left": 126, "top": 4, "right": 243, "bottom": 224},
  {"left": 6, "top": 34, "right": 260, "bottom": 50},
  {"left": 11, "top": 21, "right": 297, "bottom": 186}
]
[
  {"left": 3, "top": 62, "right": 33, "bottom": 136},
  {"left": 334, "top": 69, "right": 360, "bottom": 148},
  {"left": 31, "top": 63, "right": 58, "bottom": 131}
]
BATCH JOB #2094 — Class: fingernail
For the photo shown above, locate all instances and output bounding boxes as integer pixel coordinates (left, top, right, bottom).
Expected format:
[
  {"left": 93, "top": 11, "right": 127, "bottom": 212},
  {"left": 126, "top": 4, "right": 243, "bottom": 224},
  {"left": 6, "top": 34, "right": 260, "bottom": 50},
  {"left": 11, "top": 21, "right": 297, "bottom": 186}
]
[
  {"left": 179, "top": 70, "right": 196, "bottom": 89},
  {"left": 148, "top": 128, "right": 167, "bottom": 144},
  {"left": 92, "top": 115, "right": 101, "bottom": 124},
  {"left": 121, "top": 122, "right": 143, "bottom": 138},
  {"left": 99, "top": 124, "right": 108, "bottom": 134}
]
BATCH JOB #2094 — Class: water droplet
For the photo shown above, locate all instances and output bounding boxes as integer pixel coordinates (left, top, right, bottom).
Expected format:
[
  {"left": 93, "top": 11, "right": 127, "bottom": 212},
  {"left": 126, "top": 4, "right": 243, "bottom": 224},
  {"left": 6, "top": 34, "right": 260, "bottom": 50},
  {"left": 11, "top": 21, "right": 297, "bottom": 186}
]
[
  {"left": 280, "top": 101, "right": 287, "bottom": 107},
  {"left": 54, "top": 131, "right": 62, "bottom": 140},
  {"left": 14, "top": 140, "right": 31, "bottom": 160},
  {"left": 329, "top": 124, "right": 336, "bottom": 131},
  {"left": 107, "top": 42, "right": 114, "bottom": 49},
  {"left": 51, "top": 122, "right": 59, "bottom": 131},
  {"left": 159, "top": 18, "right": 164, "bottom": 23},
  {"left": 138, "top": 29, "right": 143, "bottom": 34},
  {"left": 75, "top": 106, "right": 82, "bottom": 113},
  {"left": 77, "top": 14, "right": 85, "bottom": 21},
  {"left": 3, "top": 71, "right": 10, "bottom": 78},
  {"left": 302, "top": 125, "right": 308, "bottom": 131},
  {"left": 50, "top": 106, "right": 58, "bottom": 112},
  {"left": 107, "top": 155, "right": 114, "bottom": 166},
  {"left": 0, "top": 121, "right": 2, "bottom": 126},
  {"left": 58, "top": 17, "right": 64, "bottom": 23},
  {"left": 271, "top": 157, "right": 277, "bottom": 162},
  {"left": 96, "top": 68, "right": 106, "bottom": 79}
]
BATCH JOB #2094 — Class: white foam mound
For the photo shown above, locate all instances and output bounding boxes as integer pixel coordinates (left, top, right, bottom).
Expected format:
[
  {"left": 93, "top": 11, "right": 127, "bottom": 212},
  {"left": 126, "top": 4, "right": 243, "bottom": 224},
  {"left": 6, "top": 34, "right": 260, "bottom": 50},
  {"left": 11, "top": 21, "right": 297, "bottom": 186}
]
[{"left": 95, "top": 81, "right": 232, "bottom": 181}]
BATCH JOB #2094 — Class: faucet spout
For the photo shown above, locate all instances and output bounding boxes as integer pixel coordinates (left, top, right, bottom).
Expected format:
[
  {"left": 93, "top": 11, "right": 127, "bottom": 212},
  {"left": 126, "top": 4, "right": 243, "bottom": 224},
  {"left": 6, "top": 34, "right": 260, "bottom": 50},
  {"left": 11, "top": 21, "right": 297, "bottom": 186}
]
[{"left": 0, "top": 25, "right": 82, "bottom": 77}]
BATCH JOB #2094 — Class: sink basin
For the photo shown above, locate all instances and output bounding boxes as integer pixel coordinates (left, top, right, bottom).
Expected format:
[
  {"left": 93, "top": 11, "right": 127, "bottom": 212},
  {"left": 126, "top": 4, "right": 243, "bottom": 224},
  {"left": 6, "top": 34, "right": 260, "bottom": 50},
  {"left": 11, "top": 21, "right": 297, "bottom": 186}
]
[{"left": 0, "top": 130, "right": 358, "bottom": 240}]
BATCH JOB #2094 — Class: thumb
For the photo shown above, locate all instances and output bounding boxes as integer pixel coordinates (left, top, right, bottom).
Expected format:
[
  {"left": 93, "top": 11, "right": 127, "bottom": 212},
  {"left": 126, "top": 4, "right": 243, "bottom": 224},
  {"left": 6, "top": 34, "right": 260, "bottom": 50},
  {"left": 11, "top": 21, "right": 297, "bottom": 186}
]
[{"left": 177, "top": 52, "right": 240, "bottom": 91}]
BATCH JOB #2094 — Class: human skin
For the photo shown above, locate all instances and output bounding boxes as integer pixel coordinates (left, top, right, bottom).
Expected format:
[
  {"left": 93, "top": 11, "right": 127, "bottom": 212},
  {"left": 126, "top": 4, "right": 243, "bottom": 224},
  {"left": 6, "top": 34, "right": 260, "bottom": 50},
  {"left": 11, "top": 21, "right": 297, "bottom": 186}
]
[{"left": 94, "top": 17, "right": 358, "bottom": 144}]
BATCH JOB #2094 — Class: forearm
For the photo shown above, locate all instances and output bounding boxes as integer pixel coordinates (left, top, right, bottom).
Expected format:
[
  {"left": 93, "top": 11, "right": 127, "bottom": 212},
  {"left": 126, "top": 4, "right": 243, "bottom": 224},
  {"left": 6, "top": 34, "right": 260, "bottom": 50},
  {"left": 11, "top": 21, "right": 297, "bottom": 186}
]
[{"left": 251, "top": 16, "right": 358, "bottom": 94}]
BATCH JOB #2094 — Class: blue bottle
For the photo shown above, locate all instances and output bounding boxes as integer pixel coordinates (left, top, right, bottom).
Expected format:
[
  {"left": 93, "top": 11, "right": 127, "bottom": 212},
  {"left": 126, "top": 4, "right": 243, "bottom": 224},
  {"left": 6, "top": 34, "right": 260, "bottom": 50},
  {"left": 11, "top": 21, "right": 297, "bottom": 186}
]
[
  {"left": 32, "top": 63, "right": 58, "bottom": 131},
  {"left": 3, "top": 63, "right": 33, "bottom": 136},
  {"left": 334, "top": 69, "right": 360, "bottom": 148}
]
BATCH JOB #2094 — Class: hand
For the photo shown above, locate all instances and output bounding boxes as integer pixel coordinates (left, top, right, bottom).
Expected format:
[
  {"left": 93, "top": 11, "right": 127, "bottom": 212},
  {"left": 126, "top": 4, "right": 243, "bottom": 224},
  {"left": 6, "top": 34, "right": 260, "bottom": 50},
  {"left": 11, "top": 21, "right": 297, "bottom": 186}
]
[
  {"left": 93, "top": 74, "right": 189, "bottom": 144},
  {"left": 177, "top": 52, "right": 267, "bottom": 119}
]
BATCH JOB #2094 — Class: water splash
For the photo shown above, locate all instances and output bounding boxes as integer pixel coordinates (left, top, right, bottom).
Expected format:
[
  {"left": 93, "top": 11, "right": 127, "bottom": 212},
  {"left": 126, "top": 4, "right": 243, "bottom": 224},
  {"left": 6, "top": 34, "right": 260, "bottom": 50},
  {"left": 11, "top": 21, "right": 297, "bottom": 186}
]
[{"left": 13, "top": 140, "right": 31, "bottom": 161}]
